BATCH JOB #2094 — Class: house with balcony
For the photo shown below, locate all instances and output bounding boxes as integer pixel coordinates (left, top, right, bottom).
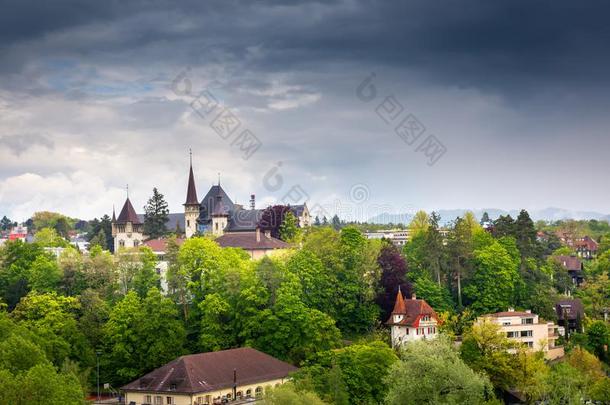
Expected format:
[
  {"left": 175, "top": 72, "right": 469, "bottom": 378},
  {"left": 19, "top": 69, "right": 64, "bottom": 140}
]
[{"left": 478, "top": 309, "right": 563, "bottom": 360}]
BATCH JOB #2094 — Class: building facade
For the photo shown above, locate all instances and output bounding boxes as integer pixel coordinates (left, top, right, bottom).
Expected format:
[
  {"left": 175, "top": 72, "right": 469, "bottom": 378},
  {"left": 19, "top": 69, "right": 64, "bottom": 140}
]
[
  {"left": 478, "top": 309, "right": 563, "bottom": 360},
  {"left": 111, "top": 198, "right": 144, "bottom": 252},
  {"left": 387, "top": 289, "right": 440, "bottom": 348},
  {"left": 122, "top": 348, "right": 297, "bottom": 405}
]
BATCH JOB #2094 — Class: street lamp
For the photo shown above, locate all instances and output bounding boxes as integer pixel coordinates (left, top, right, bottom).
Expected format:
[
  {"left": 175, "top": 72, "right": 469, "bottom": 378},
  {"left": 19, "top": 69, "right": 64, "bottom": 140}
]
[{"left": 96, "top": 350, "right": 102, "bottom": 402}]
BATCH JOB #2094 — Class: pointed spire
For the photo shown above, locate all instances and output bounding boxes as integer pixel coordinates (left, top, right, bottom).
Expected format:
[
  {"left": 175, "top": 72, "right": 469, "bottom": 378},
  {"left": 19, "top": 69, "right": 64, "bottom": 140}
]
[
  {"left": 112, "top": 205, "right": 116, "bottom": 222},
  {"left": 185, "top": 150, "right": 199, "bottom": 205},
  {"left": 391, "top": 287, "right": 407, "bottom": 314},
  {"left": 217, "top": 172, "right": 221, "bottom": 186},
  {"left": 116, "top": 197, "right": 141, "bottom": 224}
]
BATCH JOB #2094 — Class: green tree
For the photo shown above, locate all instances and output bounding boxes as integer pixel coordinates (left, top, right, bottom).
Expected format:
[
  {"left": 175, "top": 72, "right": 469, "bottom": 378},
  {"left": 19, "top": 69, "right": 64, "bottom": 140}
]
[
  {"left": 409, "top": 210, "right": 429, "bottom": 236},
  {"left": 0, "top": 216, "right": 13, "bottom": 230},
  {"left": 103, "top": 289, "right": 186, "bottom": 385},
  {"left": 279, "top": 211, "right": 301, "bottom": 242},
  {"left": 10, "top": 292, "right": 92, "bottom": 368},
  {"left": 263, "top": 383, "right": 327, "bottom": 405},
  {"left": 386, "top": 337, "right": 494, "bottom": 404},
  {"left": 586, "top": 320, "right": 610, "bottom": 362},
  {"left": 143, "top": 187, "right": 169, "bottom": 238},
  {"left": 463, "top": 241, "right": 520, "bottom": 314},
  {"left": 34, "top": 227, "right": 67, "bottom": 247},
  {"left": 460, "top": 319, "right": 516, "bottom": 391}
]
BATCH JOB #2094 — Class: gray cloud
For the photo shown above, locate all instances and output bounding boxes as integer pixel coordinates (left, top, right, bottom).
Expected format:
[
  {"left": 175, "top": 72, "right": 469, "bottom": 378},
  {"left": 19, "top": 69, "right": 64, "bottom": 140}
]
[{"left": 0, "top": 0, "right": 609, "bottom": 220}]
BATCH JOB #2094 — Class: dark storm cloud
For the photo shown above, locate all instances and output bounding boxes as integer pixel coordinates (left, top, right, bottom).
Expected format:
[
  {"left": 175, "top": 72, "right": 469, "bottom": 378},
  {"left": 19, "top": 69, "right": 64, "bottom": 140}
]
[{"left": 3, "top": 1, "right": 610, "bottom": 93}]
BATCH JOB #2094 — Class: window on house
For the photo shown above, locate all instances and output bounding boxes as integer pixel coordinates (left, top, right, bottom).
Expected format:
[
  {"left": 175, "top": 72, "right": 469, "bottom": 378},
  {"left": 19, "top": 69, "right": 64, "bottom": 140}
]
[
  {"left": 236, "top": 391, "right": 243, "bottom": 399},
  {"left": 405, "top": 328, "right": 409, "bottom": 335},
  {"left": 119, "top": 240, "right": 125, "bottom": 247},
  {"left": 144, "top": 395, "right": 151, "bottom": 404},
  {"left": 246, "top": 389, "right": 252, "bottom": 398},
  {"left": 520, "top": 330, "right": 533, "bottom": 337},
  {"left": 502, "top": 321, "right": 511, "bottom": 326},
  {"left": 416, "top": 328, "right": 419, "bottom": 335},
  {"left": 215, "top": 223, "right": 218, "bottom": 230},
  {"left": 166, "top": 396, "right": 173, "bottom": 404},
  {"left": 521, "top": 318, "right": 534, "bottom": 325},
  {"left": 154, "top": 396, "right": 162, "bottom": 405},
  {"left": 226, "top": 393, "right": 232, "bottom": 400},
  {"left": 187, "top": 220, "right": 190, "bottom": 227},
  {"left": 255, "top": 387, "right": 263, "bottom": 397}
]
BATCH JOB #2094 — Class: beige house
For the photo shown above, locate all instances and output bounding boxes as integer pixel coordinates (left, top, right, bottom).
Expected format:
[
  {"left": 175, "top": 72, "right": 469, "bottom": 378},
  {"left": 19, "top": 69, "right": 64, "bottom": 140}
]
[
  {"left": 122, "top": 348, "right": 297, "bottom": 405},
  {"left": 478, "top": 309, "right": 564, "bottom": 360}
]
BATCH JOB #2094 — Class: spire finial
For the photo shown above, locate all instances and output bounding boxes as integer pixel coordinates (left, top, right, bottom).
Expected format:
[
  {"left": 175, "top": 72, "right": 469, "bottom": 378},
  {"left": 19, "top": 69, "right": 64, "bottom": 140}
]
[
  {"left": 189, "top": 148, "right": 192, "bottom": 166},
  {"left": 126, "top": 184, "right": 129, "bottom": 199},
  {"left": 218, "top": 172, "right": 220, "bottom": 186}
]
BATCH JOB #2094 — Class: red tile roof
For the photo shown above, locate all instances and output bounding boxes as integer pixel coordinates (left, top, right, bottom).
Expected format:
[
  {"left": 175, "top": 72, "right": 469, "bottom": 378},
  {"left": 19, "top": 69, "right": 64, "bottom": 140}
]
[
  {"left": 143, "top": 238, "right": 185, "bottom": 252},
  {"left": 215, "top": 232, "right": 289, "bottom": 250},
  {"left": 122, "top": 348, "right": 297, "bottom": 394},
  {"left": 575, "top": 236, "right": 598, "bottom": 251},
  {"left": 116, "top": 198, "right": 141, "bottom": 224},
  {"left": 386, "top": 290, "right": 439, "bottom": 327}
]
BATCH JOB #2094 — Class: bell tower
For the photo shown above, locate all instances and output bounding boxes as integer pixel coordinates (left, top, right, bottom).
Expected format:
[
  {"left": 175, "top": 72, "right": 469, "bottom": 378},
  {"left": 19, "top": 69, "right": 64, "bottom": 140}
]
[{"left": 184, "top": 149, "right": 200, "bottom": 238}]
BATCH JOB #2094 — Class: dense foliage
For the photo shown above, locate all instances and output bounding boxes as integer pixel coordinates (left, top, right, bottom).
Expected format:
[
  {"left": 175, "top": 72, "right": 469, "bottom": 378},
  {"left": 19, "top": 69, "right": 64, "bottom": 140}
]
[{"left": 1, "top": 208, "right": 610, "bottom": 403}]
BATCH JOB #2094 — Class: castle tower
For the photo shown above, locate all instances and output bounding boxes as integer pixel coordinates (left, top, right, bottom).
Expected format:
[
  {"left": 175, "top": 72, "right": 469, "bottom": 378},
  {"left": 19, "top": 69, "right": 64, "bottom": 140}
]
[
  {"left": 211, "top": 193, "right": 229, "bottom": 236},
  {"left": 184, "top": 151, "right": 200, "bottom": 238},
  {"left": 112, "top": 195, "right": 144, "bottom": 252}
]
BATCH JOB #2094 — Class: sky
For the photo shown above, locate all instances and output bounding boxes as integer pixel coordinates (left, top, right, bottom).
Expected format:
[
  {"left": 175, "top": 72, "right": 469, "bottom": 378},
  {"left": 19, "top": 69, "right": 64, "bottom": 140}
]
[{"left": 1, "top": 0, "right": 610, "bottom": 222}]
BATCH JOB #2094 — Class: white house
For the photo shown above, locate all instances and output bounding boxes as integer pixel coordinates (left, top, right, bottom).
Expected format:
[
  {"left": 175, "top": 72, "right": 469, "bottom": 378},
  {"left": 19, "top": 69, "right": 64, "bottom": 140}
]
[
  {"left": 478, "top": 308, "right": 564, "bottom": 360},
  {"left": 387, "top": 289, "right": 440, "bottom": 348}
]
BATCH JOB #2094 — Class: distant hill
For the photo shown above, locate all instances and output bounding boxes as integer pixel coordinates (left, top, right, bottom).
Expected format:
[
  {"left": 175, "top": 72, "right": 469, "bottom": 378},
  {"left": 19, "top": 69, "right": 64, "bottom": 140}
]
[{"left": 368, "top": 208, "right": 610, "bottom": 226}]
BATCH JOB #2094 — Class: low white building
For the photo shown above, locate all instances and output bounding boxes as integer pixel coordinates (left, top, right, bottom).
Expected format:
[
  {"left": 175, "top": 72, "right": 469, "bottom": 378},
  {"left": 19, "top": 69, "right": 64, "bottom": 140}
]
[
  {"left": 387, "top": 289, "right": 440, "bottom": 347},
  {"left": 478, "top": 309, "right": 563, "bottom": 360}
]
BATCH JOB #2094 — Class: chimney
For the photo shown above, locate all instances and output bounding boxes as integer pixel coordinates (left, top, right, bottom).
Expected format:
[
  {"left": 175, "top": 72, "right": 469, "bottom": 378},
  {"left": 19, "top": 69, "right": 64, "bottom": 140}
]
[
  {"left": 256, "top": 227, "right": 261, "bottom": 242},
  {"left": 525, "top": 309, "right": 531, "bottom": 314},
  {"left": 250, "top": 194, "right": 255, "bottom": 210},
  {"left": 508, "top": 307, "right": 515, "bottom": 312},
  {"left": 411, "top": 293, "right": 416, "bottom": 300},
  {"left": 264, "top": 229, "right": 271, "bottom": 238}
]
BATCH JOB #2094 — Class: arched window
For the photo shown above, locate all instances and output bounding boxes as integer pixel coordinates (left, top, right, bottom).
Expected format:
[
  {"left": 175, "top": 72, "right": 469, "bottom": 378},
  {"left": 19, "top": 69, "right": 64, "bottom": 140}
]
[
  {"left": 246, "top": 389, "right": 252, "bottom": 398},
  {"left": 255, "top": 387, "right": 263, "bottom": 397}
]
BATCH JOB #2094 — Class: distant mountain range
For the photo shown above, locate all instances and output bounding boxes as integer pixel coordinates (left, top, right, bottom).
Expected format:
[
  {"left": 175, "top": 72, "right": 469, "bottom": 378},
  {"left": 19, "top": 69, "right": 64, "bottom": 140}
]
[{"left": 367, "top": 208, "right": 610, "bottom": 225}]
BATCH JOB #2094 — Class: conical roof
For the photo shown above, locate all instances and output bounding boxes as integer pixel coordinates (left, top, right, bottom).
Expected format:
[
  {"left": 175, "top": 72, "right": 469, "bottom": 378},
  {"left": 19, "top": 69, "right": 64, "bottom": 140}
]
[
  {"left": 185, "top": 164, "right": 199, "bottom": 205},
  {"left": 116, "top": 198, "right": 141, "bottom": 224},
  {"left": 391, "top": 288, "right": 407, "bottom": 314}
]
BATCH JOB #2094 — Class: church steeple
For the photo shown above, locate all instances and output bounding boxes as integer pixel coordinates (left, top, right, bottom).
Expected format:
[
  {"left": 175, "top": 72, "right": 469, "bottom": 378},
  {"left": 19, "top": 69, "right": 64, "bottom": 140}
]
[
  {"left": 185, "top": 149, "right": 199, "bottom": 205},
  {"left": 184, "top": 149, "right": 200, "bottom": 238}
]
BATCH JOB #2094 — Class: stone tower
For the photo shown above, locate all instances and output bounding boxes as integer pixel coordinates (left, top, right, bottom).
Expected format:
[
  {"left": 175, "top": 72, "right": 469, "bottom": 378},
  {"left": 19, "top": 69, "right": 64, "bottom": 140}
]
[
  {"left": 112, "top": 196, "right": 144, "bottom": 252},
  {"left": 184, "top": 152, "right": 200, "bottom": 238}
]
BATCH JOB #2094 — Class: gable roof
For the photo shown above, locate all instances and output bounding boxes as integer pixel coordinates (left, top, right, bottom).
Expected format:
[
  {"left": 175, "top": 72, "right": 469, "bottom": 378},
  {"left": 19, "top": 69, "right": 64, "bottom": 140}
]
[
  {"left": 122, "top": 347, "right": 297, "bottom": 394},
  {"left": 290, "top": 204, "right": 307, "bottom": 217},
  {"left": 185, "top": 164, "right": 199, "bottom": 205},
  {"left": 116, "top": 198, "right": 142, "bottom": 224},
  {"left": 215, "top": 231, "right": 289, "bottom": 251},
  {"left": 553, "top": 255, "right": 583, "bottom": 272},
  {"left": 386, "top": 290, "right": 439, "bottom": 327}
]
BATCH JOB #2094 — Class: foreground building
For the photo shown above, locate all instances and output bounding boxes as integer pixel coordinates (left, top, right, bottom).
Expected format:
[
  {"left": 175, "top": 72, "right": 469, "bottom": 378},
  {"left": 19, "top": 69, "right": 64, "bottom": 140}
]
[
  {"left": 478, "top": 309, "right": 563, "bottom": 360},
  {"left": 387, "top": 289, "right": 440, "bottom": 348},
  {"left": 122, "top": 348, "right": 297, "bottom": 405}
]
